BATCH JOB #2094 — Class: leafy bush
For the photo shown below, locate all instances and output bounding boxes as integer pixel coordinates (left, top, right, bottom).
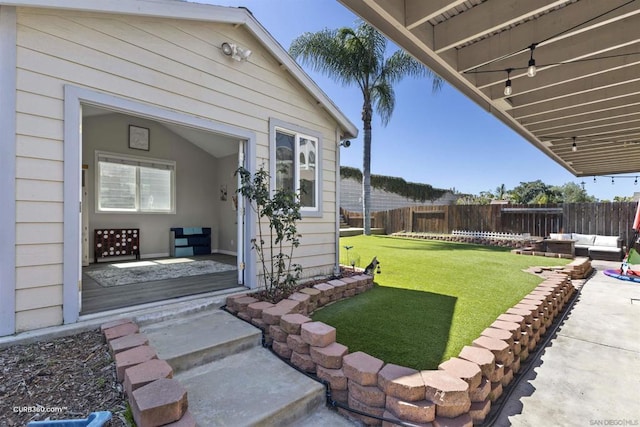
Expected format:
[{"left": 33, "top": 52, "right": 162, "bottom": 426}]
[{"left": 236, "top": 166, "right": 302, "bottom": 302}]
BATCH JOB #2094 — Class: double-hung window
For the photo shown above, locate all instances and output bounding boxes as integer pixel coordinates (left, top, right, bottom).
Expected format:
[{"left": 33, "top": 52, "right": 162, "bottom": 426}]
[
  {"left": 271, "top": 119, "right": 322, "bottom": 216},
  {"left": 95, "top": 151, "right": 175, "bottom": 213}
]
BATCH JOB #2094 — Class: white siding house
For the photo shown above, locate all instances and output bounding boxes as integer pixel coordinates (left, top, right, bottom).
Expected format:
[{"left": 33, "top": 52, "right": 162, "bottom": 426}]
[{"left": 0, "top": 0, "right": 357, "bottom": 336}]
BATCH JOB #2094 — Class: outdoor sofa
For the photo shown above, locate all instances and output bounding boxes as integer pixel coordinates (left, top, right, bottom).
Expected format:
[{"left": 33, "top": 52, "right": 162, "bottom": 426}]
[{"left": 549, "top": 233, "right": 624, "bottom": 261}]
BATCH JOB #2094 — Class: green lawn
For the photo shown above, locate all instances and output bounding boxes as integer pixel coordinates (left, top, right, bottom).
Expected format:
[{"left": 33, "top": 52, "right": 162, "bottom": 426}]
[{"left": 312, "top": 235, "right": 569, "bottom": 370}]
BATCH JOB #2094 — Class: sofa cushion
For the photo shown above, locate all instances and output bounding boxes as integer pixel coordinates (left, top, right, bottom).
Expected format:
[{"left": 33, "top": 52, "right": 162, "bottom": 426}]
[
  {"left": 549, "top": 233, "right": 572, "bottom": 240},
  {"left": 572, "top": 233, "right": 596, "bottom": 245},
  {"left": 589, "top": 246, "right": 622, "bottom": 253},
  {"left": 593, "top": 235, "right": 620, "bottom": 248}
]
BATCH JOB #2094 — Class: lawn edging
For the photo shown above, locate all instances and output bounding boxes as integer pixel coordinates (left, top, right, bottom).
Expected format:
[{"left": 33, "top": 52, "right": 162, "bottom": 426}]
[{"left": 227, "top": 257, "right": 590, "bottom": 426}]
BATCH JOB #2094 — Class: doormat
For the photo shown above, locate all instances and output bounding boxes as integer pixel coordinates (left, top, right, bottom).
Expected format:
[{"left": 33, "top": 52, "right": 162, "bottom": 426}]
[{"left": 86, "top": 259, "right": 236, "bottom": 287}]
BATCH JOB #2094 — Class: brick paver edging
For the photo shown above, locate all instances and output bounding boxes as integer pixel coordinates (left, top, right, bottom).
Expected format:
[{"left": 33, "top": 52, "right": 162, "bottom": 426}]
[
  {"left": 100, "top": 319, "right": 194, "bottom": 427},
  {"left": 227, "top": 260, "right": 586, "bottom": 426}
]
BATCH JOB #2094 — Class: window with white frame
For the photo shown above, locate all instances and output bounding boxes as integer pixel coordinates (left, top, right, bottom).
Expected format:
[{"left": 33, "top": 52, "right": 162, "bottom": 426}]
[
  {"left": 274, "top": 127, "right": 320, "bottom": 212},
  {"left": 95, "top": 151, "right": 175, "bottom": 213}
]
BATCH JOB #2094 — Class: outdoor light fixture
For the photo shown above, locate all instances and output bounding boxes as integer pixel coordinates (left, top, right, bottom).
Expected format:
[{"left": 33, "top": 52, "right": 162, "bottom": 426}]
[
  {"left": 503, "top": 69, "right": 513, "bottom": 96},
  {"left": 612, "top": 177, "right": 615, "bottom": 184},
  {"left": 635, "top": 176, "right": 638, "bottom": 185},
  {"left": 594, "top": 176, "right": 597, "bottom": 183},
  {"left": 572, "top": 137, "right": 577, "bottom": 152},
  {"left": 527, "top": 44, "right": 537, "bottom": 77},
  {"left": 340, "top": 140, "right": 351, "bottom": 147},
  {"left": 221, "top": 42, "right": 252, "bottom": 62}
]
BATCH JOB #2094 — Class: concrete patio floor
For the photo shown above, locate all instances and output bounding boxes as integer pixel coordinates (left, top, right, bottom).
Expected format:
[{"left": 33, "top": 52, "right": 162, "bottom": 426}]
[{"left": 494, "top": 260, "right": 640, "bottom": 426}]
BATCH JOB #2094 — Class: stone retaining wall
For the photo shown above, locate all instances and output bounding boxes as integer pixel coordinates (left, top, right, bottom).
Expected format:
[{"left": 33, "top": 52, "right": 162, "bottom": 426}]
[
  {"left": 393, "top": 232, "right": 532, "bottom": 249},
  {"left": 228, "top": 260, "right": 587, "bottom": 426}
]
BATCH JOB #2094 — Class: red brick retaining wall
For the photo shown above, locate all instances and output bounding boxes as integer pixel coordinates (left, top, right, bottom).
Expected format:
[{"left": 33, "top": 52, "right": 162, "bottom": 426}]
[
  {"left": 229, "top": 259, "right": 588, "bottom": 426},
  {"left": 100, "top": 319, "right": 194, "bottom": 427}
]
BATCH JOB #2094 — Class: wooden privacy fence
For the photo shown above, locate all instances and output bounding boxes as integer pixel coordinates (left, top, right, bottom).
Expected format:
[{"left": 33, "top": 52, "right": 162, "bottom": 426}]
[{"left": 349, "top": 202, "right": 639, "bottom": 245}]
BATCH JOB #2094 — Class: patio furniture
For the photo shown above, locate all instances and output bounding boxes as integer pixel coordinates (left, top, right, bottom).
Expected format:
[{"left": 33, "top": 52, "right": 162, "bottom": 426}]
[
  {"left": 544, "top": 238, "right": 575, "bottom": 257},
  {"left": 548, "top": 233, "right": 623, "bottom": 261}
]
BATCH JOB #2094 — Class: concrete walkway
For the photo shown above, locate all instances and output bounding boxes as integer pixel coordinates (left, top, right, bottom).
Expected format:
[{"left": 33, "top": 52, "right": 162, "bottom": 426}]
[{"left": 495, "top": 261, "right": 640, "bottom": 426}]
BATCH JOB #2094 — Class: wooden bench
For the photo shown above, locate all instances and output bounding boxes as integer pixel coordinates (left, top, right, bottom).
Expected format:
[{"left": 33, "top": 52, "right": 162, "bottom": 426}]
[{"left": 94, "top": 228, "right": 140, "bottom": 263}]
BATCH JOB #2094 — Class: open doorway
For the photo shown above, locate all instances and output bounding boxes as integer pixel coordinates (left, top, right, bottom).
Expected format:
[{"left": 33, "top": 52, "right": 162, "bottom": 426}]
[{"left": 78, "top": 104, "right": 245, "bottom": 315}]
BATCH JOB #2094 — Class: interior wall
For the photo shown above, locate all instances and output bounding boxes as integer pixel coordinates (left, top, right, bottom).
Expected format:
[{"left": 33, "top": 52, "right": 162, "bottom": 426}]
[
  {"left": 216, "top": 153, "right": 238, "bottom": 254},
  {"left": 83, "top": 113, "right": 231, "bottom": 258}
]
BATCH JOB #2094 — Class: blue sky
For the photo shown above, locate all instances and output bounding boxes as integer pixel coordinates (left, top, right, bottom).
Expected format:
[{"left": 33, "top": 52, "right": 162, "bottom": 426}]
[{"left": 201, "top": 0, "right": 639, "bottom": 201}]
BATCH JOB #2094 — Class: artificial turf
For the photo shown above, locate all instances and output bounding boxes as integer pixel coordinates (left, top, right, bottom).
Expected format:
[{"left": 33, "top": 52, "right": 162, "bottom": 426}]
[{"left": 312, "top": 235, "right": 570, "bottom": 370}]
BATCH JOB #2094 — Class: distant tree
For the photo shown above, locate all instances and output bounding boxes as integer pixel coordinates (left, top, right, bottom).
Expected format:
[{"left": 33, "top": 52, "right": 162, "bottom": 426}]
[
  {"left": 290, "top": 21, "right": 442, "bottom": 235},
  {"left": 555, "top": 182, "right": 597, "bottom": 203},
  {"left": 495, "top": 184, "right": 508, "bottom": 200},
  {"left": 613, "top": 195, "right": 634, "bottom": 202},
  {"left": 510, "top": 180, "right": 555, "bottom": 204},
  {"left": 456, "top": 191, "right": 493, "bottom": 205}
]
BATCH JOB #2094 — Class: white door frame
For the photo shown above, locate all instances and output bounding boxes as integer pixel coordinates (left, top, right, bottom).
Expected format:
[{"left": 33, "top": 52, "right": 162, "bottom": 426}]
[{"left": 63, "top": 85, "right": 257, "bottom": 324}]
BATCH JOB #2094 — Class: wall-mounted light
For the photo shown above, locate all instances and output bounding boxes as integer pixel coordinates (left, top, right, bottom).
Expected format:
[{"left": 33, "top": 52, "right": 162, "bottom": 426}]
[
  {"left": 572, "top": 137, "right": 577, "bottom": 152},
  {"left": 503, "top": 68, "right": 513, "bottom": 96},
  {"left": 527, "top": 44, "right": 537, "bottom": 77},
  {"left": 221, "top": 42, "right": 252, "bottom": 62}
]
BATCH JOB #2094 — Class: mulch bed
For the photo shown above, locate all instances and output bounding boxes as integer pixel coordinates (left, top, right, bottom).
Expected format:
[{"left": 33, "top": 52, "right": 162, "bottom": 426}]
[{"left": 0, "top": 329, "right": 129, "bottom": 426}]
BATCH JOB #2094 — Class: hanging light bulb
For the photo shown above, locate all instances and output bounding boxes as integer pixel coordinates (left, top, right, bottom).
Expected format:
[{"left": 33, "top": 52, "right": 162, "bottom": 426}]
[
  {"left": 527, "top": 44, "right": 537, "bottom": 77},
  {"left": 612, "top": 177, "right": 615, "bottom": 184},
  {"left": 581, "top": 181, "right": 585, "bottom": 190},
  {"left": 503, "top": 69, "right": 513, "bottom": 96},
  {"left": 572, "top": 137, "right": 577, "bottom": 152},
  {"left": 635, "top": 176, "right": 638, "bottom": 185},
  {"left": 593, "top": 176, "right": 597, "bottom": 183}
]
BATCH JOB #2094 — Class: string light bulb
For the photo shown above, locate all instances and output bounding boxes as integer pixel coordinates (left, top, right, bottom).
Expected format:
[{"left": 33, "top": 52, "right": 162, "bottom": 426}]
[
  {"left": 612, "top": 177, "right": 615, "bottom": 184},
  {"left": 635, "top": 177, "right": 638, "bottom": 185},
  {"left": 503, "top": 69, "right": 513, "bottom": 96},
  {"left": 593, "top": 176, "right": 597, "bottom": 183},
  {"left": 572, "top": 137, "right": 577, "bottom": 152},
  {"left": 527, "top": 44, "right": 537, "bottom": 77}
]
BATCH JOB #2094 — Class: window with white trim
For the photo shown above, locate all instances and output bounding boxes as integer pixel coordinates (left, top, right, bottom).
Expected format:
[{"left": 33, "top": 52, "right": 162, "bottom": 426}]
[
  {"left": 275, "top": 128, "right": 319, "bottom": 211},
  {"left": 95, "top": 151, "right": 175, "bottom": 213}
]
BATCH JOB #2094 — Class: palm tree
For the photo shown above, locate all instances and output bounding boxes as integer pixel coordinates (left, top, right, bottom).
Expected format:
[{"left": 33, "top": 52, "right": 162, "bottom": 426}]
[
  {"left": 495, "top": 184, "right": 508, "bottom": 200},
  {"left": 290, "top": 22, "right": 442, "bottom": 235}
]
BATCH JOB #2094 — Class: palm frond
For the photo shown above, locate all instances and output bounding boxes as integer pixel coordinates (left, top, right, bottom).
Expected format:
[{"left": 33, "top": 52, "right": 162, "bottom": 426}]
[
  {"left": 289, "top": 29, "right": 359, "bottom": 88},
  {"left": 371, "top": 81, "right": 395, "bottom": 126},
  {"left": 383, "top": 51, "right": 443, "bottom": 94}
]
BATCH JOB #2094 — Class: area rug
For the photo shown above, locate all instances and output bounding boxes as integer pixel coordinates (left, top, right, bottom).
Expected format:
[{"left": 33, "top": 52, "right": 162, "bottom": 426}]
[{"left": 86, "top": 259, "right": 236, "bottom": 287}]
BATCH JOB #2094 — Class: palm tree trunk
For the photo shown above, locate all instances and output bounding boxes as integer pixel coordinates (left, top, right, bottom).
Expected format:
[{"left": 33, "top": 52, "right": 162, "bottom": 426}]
[{"left": 362, "top": 103, "right": 372, "bottom": 236}]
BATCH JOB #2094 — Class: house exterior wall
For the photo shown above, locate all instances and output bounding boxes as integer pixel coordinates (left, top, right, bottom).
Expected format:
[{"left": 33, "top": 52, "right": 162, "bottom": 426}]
[
  {"left": 10, "top": 7, "right": 342, "bottom": 333},
  {"left": 340, "top": 177, "right": 459, "bottom": 213}
]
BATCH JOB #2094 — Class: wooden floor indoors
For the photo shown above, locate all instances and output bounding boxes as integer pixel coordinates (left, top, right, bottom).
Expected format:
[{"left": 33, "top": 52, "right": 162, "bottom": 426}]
[{"left": 81, "top": 254, "right": 239, "bottom": 315}]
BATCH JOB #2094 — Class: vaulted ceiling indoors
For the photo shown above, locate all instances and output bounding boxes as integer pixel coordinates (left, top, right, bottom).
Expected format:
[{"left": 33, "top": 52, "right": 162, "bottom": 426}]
[{"left": 338, "top": 0, "right": 640, "bottom": 177}]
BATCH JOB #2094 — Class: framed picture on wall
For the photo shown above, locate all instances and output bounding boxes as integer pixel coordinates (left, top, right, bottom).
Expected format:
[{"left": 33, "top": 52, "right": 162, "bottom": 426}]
[{"left": 129, "top": 125, "right": 150, "bottom": 151}]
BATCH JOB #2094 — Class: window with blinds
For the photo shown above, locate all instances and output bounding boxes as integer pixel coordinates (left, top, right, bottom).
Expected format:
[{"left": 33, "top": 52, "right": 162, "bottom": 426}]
[{"left": 95, "top": 151, "right": 175, "bottom": 213}]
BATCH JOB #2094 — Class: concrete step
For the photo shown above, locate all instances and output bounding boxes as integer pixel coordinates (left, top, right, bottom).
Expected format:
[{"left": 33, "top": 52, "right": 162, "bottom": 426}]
[
  {"left": 291, "top": 406, "right": 361, "bottom": 426},
  {"left": 175, "top": 345, "right": 327, "bottom": 426},
  {"left": 141, "top": 309, "right": 261, "bottom": 373}
]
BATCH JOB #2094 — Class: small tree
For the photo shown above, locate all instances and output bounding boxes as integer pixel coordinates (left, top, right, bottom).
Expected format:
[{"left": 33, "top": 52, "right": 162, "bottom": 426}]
[{"left": 236, "top": 166, "right": 302, "bottom": 302}]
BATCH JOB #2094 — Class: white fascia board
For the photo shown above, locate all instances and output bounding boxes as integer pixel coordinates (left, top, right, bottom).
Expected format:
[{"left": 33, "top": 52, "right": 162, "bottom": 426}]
[
  {"left": 0, "top": 0, "right": 247, "bottom": 23},
  {"left": 3, "top": 0, "right": 359, "bottom": 140}
]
